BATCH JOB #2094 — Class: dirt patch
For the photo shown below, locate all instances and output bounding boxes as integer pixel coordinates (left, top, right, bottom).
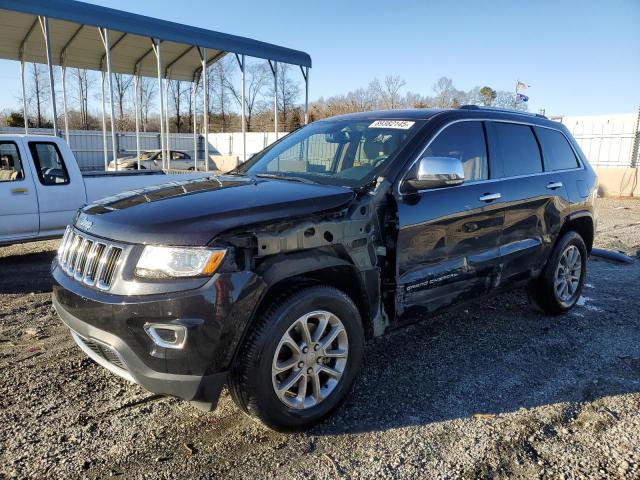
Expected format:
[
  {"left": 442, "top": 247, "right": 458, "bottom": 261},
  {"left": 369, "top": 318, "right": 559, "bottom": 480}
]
[{"left": 1, "top": 200, "right": 639, "bottom": 479}]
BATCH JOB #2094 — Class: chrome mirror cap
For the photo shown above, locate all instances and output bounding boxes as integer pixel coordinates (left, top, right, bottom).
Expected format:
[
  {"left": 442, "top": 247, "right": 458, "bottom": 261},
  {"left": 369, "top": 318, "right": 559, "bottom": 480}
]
[{"left": 405, "top": 156, "right": 464, "bottom": 191}]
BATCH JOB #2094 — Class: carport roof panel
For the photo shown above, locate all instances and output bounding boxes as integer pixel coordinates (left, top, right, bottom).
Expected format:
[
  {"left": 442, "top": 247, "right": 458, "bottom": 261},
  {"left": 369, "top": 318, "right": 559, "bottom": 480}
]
[{"left": 0, "top": 0, "right": 311, "bottom": 81}]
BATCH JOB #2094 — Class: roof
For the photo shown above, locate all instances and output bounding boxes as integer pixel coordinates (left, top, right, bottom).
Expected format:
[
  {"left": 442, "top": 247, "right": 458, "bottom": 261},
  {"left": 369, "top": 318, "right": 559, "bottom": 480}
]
[
  {"left": 324, "top": 109, "right": 444, "bottom": 121},
  {"left": 0, "top": 0, "right": 311, "bottom": 81},
  {"left": 326, "top": 107, "right": 556, "bottom": 126}
]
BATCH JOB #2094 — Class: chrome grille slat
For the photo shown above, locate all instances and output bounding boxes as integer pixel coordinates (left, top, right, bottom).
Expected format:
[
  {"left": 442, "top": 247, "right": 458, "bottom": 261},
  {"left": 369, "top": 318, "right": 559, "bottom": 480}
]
[
  {"left": 74, "top": 239, "right": 92, "bottom": 280},
  {"left": 56, "top": 228, "right": 123, "bottom": 291},
  {"left": 66, "top": 235, "right": 82, "bottom": 275}
]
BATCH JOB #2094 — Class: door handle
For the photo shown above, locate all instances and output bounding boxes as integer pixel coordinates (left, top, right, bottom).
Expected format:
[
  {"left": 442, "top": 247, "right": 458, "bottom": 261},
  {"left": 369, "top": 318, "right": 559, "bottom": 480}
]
[
  {"left": 479, "top": 192, "right": 501, "bottom": 202},
  {"left": 11, "top": 187, "right": 28, "bottom": 194},
  {"left": 546, "top": 181, "right": 563, "bottom": 190}
]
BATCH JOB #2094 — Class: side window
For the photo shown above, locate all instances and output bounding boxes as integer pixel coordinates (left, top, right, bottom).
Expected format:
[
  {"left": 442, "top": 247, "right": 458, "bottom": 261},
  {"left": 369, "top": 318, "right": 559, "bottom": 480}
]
[
  {"left": 0, "top": 142, "right": 24, "bottom": 182},
  {"left": 492, "top": 122, "right": 542, "bottom": 177},
  {"left": 534, "top": 127, "right": 580, "bottom": 171},
  {"left": 172, "top": 151, "right": 187, "bottom": 160},
  {"left": 423, "top": 121, "right": 488, "bottom": 182},
  {"left": 28, "top": 142, "right": 70, "bottom": 185}
]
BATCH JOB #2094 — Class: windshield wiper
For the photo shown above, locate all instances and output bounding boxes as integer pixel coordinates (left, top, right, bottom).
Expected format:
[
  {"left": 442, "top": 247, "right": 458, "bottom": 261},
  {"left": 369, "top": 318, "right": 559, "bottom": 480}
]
[{"left": 254, "top": 173, "right": 317, "bottom": 184}]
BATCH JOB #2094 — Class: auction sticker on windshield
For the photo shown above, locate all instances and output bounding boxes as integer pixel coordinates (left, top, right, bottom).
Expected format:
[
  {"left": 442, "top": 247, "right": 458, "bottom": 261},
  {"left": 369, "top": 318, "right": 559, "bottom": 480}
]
[{"left": 369, "top": 120, "right": 415, "bottom": 129}]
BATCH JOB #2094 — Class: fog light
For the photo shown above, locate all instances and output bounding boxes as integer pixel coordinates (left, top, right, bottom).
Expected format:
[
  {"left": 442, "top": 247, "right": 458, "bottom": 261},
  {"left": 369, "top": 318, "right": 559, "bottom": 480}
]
[{"left": 144, "top": 323, "right": 187, "bottom": 349}]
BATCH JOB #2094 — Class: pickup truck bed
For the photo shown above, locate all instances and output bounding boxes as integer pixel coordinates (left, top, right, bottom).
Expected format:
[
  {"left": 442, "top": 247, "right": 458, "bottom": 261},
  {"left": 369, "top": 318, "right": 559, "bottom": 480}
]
[{"left": 0, "top": 135, "right": 208, "bottom": 245}]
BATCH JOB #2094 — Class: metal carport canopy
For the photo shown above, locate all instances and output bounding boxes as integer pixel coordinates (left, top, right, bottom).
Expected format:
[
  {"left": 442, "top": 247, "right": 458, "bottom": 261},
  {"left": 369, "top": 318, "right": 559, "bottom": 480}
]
[{"left": 0, "top": 0, "right": 312, "bottom": 80}]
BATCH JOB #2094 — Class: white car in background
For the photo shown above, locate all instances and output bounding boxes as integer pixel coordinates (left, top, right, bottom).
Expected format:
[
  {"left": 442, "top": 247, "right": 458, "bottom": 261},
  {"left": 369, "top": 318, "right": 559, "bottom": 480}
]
[{"left": 107, "top": 149, "right": 220, "bottom": 171}]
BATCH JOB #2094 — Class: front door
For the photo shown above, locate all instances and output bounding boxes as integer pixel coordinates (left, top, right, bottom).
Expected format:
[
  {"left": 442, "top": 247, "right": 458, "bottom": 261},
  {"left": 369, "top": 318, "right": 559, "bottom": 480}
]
[
  {"left": 0, "top": 140, "right": 39, "bottom": 243},
  {"left": 394, "top": 121, "right": 503, "bottom": 321},
  {"left": 27, "top": 140, "right": 85, "bottom": 237}
]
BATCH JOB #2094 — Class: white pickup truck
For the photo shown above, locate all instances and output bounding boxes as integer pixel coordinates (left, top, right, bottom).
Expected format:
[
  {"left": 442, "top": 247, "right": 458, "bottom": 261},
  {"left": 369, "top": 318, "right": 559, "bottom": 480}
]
[{"left": 0, "top": 135, "right": 208, "bottom": 246}]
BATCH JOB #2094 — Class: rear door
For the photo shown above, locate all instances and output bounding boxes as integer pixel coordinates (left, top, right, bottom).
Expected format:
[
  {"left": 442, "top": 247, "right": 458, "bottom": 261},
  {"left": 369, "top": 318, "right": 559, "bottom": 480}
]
[
  {"left": 0, "top": 140, "right": 39, "bottom": 242},
  {"left": 486, "top": 121, "right": 568, "bottom": 285},
  {"left": 28, "top": 139, "right": 86, "bottom": 236},
  {"left": 394, "top": 120, "right": 503, "bottom": 320}
]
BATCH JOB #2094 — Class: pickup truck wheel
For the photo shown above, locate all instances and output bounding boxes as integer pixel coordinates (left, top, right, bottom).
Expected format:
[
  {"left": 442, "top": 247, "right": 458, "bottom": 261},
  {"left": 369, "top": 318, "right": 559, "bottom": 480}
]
[
  {"left": 229, "top": 285, "right": 364, "bottom": 431},
  {"left": 529, "top": 231, "right": 587, "bottom": 314}
]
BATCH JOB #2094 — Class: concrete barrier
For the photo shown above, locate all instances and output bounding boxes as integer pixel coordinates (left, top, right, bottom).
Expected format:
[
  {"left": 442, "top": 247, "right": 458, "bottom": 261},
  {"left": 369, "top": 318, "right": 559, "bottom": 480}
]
[{"left": 596, "top": 167, "right": 639, "bottom": 197}]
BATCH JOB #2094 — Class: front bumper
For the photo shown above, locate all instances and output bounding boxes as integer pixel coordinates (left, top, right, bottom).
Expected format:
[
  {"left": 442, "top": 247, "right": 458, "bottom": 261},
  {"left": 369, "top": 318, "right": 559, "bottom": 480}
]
[{"left": 52, "top": 262, "right": 266, "bottom": 408}]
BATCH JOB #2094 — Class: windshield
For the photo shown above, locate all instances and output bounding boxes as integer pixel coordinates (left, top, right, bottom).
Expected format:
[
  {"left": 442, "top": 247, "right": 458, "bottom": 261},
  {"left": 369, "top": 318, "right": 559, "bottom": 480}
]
[
  {"left": 139, "top": 151, "right": 157, "bottom": 160},
  {"left": 236, "top": 118, "right": 423, "bottom": 187}
]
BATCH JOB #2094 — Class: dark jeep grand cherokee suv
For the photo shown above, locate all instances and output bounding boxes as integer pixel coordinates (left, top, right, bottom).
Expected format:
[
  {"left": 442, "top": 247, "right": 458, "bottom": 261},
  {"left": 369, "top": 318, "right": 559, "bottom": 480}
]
[{"left": 53, "top": 107, "right": 597, "bottom": 431}]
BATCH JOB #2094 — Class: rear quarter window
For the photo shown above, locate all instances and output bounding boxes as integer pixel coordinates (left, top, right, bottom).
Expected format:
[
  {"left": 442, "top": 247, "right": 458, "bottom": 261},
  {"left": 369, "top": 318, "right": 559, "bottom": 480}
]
[
  {"left": 491, "top": 122, "right": 542, "bottom": 177},
  {"left": 534, "top": 127, "right": 580, "bottom": 171}
]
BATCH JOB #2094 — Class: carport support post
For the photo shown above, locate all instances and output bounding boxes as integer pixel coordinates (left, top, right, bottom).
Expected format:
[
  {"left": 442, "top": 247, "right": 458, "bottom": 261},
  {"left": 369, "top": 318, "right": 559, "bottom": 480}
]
[
  {"left": 192, "top": 74, "right": 198, "bottom": 169},
  {"left": 100, "top": 28, "right": 118, "bottom": 168},
  {"left": 100, "top": 71, "right": 108, "bottom": 169},
  {"left": 60, "top": 65, "right": 70, "bottom": 143},
  {"left": 39, "top": 17, "right": 58, "bottom": 136},
  {"left": 165, "top": 73, "right": 171, "bottom": 169},
  {"left": 270, "top": 60, "right": 278, "bottom": 138},
  {"left": 200, "top": 47, "right": 209, "bottom": 172},
  {"left": 235, "top": 54, "right": 246, "bottom": 162},
  {"left": 133, "top": 72, "right": 141, "bottom": 169},
  {"left": 303, "top": 66, "right": 309, "bottom": 125},
  {"left": 19, "top": 59, "right": 28, "bottom": 134},
  {"left": 152, "top": 38, "right": 166, "bottom": 169}
]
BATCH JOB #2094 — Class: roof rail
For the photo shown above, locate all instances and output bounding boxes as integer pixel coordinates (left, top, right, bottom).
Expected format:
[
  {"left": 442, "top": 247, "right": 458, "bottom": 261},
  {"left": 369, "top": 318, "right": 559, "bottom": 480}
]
[{"left": 459, "top": 105, "right": 547, "bottom": 119}]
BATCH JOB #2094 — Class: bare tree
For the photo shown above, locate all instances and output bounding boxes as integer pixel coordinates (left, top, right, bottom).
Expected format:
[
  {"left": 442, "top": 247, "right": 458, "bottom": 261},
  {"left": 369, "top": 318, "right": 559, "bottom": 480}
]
[
  {"left": 113, "top": 73, "right": 133, "bottom": 130},
  {"left": 372, "top": 75, "right": 406, "bottom": 109},
  {"left": 26, "top": 63, "right": 50, "bottom": 128},
  {"left": 139, "top": 77, "right": 156, "bottom": 131},
  {"left": 226, "top": 62, "right": 269, "bottom": 131},
  {"left": 493, "top": 90, "right": 528, "bottom": 111},
  {"left": 268, "top": 63, "right": 300, "bottom": 130},
  {"left": 71, "top": 68, "right": 93, "bottom": 129},
  {"left": 432, "top": 77, "right": 464, "bottom": 108},
  {"left": 169, "top": 80, "right": 188, "bottom": 132},
  {"left": 208, "top": 57, "right": 233, "bottom": 132}
]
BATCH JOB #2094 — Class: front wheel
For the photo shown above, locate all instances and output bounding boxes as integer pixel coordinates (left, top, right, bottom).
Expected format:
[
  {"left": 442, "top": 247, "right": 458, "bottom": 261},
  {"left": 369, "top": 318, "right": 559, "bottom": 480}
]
[
  {"left": 529, "top": 231, "right": 588, "bottom": 314},
  {"left": 229, "top": 285, "right": 364, "bottom": 431}
]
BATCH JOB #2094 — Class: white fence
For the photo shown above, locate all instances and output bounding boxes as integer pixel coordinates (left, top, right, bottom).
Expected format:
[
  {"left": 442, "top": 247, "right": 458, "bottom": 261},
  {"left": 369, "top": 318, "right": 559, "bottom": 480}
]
[
  {"left": 4, "top": 112, "right": 639, "bottom": 171},
  {"left": 0, "top": 127, "right": 288, "bottom": 171},
  {"left": 558, "top": 112, "right": 640, "bottom": 168},
  {"left": 207, "top": 132, "right": 288, "bottom": 160}
]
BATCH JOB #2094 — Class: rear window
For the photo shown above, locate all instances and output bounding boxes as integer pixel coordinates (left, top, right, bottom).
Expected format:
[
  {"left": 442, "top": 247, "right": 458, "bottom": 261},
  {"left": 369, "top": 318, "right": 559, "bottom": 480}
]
[
  {"left": 492, "top": 122, "right": 543, "bottom": 177},
  {"left": 0, "top": 142, "right": 23, "bottom": 182},
  {"left": 534, "top": 127, "right": 580, "bottom": 171}
]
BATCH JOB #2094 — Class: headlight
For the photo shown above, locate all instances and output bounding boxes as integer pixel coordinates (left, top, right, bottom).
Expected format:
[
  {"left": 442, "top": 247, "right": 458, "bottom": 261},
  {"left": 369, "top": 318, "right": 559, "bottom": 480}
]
[{"left": 135, "top": 246, "right": 226, "bottom": 278}]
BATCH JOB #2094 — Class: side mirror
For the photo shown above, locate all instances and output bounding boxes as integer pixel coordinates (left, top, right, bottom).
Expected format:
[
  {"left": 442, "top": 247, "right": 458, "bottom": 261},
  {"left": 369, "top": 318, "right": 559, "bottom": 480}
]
[{"left": 405, "top": 156, "right": 464, "bottom": 191}]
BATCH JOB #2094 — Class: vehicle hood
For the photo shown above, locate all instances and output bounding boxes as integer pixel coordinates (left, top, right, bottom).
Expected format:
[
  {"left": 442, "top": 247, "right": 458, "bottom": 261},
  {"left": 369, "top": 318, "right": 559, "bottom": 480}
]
[{"left": 77, "top": 176, "right": 355, "bottom": 245}]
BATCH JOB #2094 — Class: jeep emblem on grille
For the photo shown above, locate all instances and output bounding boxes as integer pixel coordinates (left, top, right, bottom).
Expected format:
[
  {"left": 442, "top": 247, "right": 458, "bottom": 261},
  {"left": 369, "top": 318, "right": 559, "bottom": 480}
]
[{"left": 77, "top": 215, "right": 93, "bottom": 231}]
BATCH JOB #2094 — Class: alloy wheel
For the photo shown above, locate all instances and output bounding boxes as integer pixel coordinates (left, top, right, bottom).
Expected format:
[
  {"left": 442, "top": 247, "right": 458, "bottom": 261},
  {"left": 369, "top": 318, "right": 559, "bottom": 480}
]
[
  {"left": 554, "top": 245, "right": 582, "bottom": 303},
  {"left": 271, "top": 310, "right": 348, "bottom": 410}
]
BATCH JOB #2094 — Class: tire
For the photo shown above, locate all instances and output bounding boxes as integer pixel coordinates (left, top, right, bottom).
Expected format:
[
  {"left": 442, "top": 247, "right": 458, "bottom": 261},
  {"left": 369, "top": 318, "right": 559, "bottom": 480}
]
[
  {"left": 229, "top": 285, "right": 364, "bottom": 431},
  {"left": 529, "top": 231, "right": 588, "bottom": 315}
]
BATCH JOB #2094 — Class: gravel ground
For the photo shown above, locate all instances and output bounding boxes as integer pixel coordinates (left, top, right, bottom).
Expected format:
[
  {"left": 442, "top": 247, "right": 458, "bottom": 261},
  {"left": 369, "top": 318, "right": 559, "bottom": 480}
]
[{"left": 1, "top": 198, "right": 639, "bottom": 479}]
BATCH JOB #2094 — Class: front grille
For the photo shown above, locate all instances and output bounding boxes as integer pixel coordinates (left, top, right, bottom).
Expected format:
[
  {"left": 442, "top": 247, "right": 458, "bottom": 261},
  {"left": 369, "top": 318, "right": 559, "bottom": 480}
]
[{"left": 57, "top": 227, "right": 124, "bottom": 290}]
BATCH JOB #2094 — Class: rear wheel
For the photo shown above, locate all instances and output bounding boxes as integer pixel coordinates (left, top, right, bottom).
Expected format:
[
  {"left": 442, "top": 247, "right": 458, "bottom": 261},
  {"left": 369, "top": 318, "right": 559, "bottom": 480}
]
[
  {"left": 229, "top": 285, "right": 364, "bottom": 431},
  {"left": 529, "top": 231, "right": 587, "bottom": 314}
]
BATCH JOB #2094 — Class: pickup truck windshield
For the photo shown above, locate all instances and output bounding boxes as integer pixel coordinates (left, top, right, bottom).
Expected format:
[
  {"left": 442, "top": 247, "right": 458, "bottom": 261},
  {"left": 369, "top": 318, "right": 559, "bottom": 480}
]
[{"left": 236, "top": 119, "right": 423, "bottom": 187}]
